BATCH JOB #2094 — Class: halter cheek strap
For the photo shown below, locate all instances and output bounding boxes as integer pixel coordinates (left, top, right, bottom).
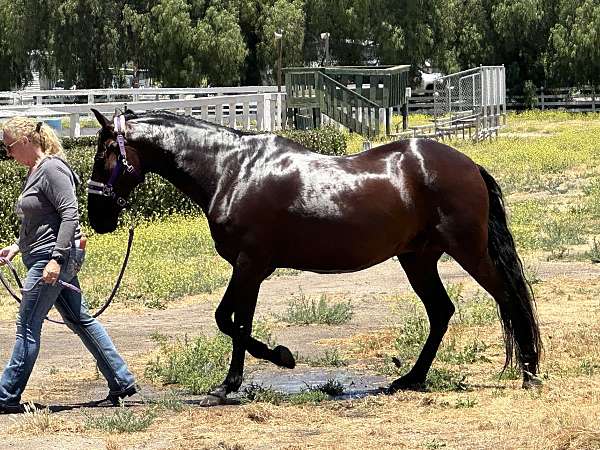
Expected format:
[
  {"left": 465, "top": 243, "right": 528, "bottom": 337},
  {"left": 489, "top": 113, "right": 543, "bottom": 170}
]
[{"left": 87, "top": 115, "right": 138, "bottom": 207}]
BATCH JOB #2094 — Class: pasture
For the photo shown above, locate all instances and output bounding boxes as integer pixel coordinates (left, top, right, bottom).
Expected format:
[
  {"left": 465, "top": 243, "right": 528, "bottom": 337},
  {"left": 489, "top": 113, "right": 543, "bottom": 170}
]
[{"left": 0, "top": 111, "right": 599, "bottom": 449}]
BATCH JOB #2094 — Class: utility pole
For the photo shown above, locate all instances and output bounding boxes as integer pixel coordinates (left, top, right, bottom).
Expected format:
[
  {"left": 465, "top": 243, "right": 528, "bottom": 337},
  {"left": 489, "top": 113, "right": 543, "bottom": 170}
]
[
  {"left": 320, "top": 32, "right": 330, "bottom": 66},
  {"left": 274, "top": 30, "right": 283, "bottom": 92}
]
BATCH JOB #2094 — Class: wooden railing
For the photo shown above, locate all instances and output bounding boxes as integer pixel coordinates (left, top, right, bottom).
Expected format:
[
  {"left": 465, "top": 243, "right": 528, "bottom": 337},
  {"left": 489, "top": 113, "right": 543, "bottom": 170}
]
[
  {"left": 284, "top": 65, "right": 410, "bottom": 137},
  {"left": 317, "top": 72, "right": 381, "bottom": 138}
]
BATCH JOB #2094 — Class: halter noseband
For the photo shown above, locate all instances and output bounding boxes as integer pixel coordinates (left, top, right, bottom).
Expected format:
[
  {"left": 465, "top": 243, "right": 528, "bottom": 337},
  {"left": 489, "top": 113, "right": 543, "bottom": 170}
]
[{"left": 87, "top": 115, "right": 138, "bottom": 207}]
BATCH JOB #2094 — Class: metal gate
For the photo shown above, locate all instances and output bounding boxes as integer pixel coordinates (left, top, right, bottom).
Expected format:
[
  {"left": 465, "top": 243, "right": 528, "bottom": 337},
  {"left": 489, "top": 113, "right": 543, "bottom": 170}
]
[{"left": 432, "top": 66, "right": 506, "bottom": 141}]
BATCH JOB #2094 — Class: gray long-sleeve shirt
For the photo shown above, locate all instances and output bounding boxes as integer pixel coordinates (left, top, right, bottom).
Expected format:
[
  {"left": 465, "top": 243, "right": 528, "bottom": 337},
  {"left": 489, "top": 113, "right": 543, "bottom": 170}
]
[{"left": 15, "top": 156, "right": 82, "bottom": 261}]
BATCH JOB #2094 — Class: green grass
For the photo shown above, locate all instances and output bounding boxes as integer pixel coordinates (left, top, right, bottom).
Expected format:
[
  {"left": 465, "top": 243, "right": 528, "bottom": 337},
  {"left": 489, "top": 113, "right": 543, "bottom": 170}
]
[
  {"left": 144, "top": 319, "right": 275, "bottom": 394},
  {"left": 279, "top": 292, "right": 353, "bottom": 325},
  {"left": 78, "top": 214, "right": 231, "bottom": 309},
  {"left": 144, "top": 331, "right": 232, "bottom": 394},
  {"left": 85, "top": 405, "right": 156, "bottom": 433},
  {"left": 296, "top": 349, "right": 347, "bottom": 367}
]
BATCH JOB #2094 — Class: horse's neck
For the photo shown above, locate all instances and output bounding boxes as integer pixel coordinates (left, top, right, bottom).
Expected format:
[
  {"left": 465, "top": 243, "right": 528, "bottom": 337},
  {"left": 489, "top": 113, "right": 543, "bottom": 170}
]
[{"left": 143, "top": 127, "right": 242, "bottom": 213}]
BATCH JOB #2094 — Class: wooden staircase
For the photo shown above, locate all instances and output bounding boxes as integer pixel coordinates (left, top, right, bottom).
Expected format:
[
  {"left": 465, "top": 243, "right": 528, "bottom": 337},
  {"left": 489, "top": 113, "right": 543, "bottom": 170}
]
[{"left": 284, "top": 66, "right": 410, "bottom": 138}]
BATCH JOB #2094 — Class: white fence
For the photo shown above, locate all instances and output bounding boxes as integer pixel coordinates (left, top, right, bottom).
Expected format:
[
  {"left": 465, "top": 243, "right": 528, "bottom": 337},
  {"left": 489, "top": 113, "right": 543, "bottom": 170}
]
[{"left": 0, "top": 87, "right": 285, "bottom": 137}]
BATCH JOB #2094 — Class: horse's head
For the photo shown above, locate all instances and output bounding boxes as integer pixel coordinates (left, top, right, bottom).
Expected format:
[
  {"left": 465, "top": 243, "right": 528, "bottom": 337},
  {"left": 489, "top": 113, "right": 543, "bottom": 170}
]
[{"left": 88, "top": 109, "right": 145, "bottom": 233}]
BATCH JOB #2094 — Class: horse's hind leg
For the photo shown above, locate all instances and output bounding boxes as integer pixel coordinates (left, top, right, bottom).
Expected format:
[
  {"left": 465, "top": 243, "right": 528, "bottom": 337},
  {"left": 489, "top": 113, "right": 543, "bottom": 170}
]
[
  {"left": 451, "top": 249, "right": 541, "bottom": 387},
  {"left": 388, "top": 251, "right": 454, "bottom": 393}
]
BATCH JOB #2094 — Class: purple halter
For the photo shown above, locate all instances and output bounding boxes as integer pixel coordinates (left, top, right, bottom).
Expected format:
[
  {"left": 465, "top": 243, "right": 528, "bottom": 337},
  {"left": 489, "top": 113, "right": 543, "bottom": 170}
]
[{"left": 87, "top": 115, "right": 137, "bottom": 207}]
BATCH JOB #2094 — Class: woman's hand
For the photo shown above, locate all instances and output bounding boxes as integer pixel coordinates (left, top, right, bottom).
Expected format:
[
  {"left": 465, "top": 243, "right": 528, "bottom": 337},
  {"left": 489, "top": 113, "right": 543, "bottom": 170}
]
[
  {"left": 0, "top": 244, "right": 19, "bottom": 265},
  {"left": 43, "top": 259, "right": 61, "bottom": 284}
]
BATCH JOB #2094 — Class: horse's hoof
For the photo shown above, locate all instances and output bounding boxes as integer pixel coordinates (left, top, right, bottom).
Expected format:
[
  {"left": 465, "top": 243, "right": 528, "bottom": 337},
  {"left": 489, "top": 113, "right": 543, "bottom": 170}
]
[
  {"left": 198, "top": 394, "right": 227, "bottom": 407},
  {"left": 522, "top": 378, "right": 542, "bottom": 389},
  {"left": 386, "top": 376, "right": 426, "bottom": 394},
  {"left": 273, "top": 345, "right": 296, "bottom": 369}
]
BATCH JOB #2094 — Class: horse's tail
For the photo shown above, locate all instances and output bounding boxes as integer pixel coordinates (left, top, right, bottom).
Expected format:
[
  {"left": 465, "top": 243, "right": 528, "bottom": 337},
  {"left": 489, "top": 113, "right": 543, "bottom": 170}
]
[{"left": 478, "top": 165, "right": 542, "bottom": 374}]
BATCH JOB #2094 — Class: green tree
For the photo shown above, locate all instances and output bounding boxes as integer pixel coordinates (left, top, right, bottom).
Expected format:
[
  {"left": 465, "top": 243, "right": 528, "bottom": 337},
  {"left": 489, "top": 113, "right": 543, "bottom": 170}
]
[
  {"left": 546, "top": 0, "right": 600, "bottom": 87},
  {"left": 0, "top": 0, "right": 33, "bottom": 90},
  {"left": 50, "top": 0, "right": 125, "bottom": 88},
  {"left": 195, "top": 6, "right": 248, "bottom": 86},
  {"left": 256, "top": 0, "right": 305, "bottom": 83}
]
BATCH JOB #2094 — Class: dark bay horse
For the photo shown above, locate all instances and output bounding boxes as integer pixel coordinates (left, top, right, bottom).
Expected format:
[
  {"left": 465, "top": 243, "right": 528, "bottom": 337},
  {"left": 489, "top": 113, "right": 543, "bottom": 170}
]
[{"left": 88, "top": 109, "right": 541, "bottom": 402}]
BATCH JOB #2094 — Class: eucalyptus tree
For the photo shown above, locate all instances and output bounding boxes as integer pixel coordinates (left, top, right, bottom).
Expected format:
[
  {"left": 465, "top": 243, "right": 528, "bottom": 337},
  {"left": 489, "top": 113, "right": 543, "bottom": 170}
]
[
  {"left": 49, "top": 0, "right": 126, "bottom": 88},
  {"left": 545, "top": 0, "right": 600, "bottom": 87},
  {"left": 0, "top": 0, "right": 31, "bottom": 90}
]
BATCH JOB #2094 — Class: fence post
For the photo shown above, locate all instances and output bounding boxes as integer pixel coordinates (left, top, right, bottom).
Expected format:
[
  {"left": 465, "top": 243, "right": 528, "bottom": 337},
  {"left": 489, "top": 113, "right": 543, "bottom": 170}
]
[
  {"left": 540, "top": 86, "right": 545, "bottom": 110},
  {"left": 228, "top": 101, "right": 237, "bottom": 128},
  {"left": 592, "top": 86, "right": 596, "bottom": 113},
  {"left": 69, "top": 113, "right": 80, "bottom": 138},
  {"left": 256, "top": 95, "right": 265, "bottom": 131}
]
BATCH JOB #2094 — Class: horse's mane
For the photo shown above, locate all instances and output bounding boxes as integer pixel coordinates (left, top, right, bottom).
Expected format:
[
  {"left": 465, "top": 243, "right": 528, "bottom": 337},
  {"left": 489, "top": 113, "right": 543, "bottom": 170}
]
[{"left": 125, "top": 110, "right": 258, "bottom": 138}]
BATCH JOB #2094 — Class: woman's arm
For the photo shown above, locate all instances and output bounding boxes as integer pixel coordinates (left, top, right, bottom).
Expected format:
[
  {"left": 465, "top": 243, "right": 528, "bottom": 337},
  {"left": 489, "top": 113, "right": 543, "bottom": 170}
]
[{"left": 42, "top": 159, "right": 79, "bottom": 265}]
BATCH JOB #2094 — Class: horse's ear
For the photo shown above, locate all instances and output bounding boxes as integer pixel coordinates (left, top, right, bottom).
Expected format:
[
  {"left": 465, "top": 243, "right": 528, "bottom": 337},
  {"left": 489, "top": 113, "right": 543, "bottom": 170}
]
[{"left": 91, "top": 108, "right": 111, "bottom": 129}]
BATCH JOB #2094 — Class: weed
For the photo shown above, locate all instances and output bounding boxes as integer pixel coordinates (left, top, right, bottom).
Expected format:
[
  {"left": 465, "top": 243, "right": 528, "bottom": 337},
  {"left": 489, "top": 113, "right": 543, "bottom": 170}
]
[
  {"left": 426, "top": 368, "right": 469, "bottom": 392},
  {"left": 424, "top": 438, "right": 447, "bottom": 449},
  {"left": 438, "top": 339, "right": 491, "bottom": 365},
  {"left": 288, "top": 390, "right": 328, "bottom": 405},
  {"left": 455, "top": 290, "right": 497, "bottom": 326},
  {"left": 297, "top": 349, "right": 347, "bottom": 367},
  {"left": 578, "top": 358, "right": 600, "bottom": 376},
  {"left": 85, "top": 405, "right": 156, "bottom": 433},
  {"left": 145, "top": 332, "right": 231, "bottom": 394},
  {"left": 315, "top": 379, "right": 344, "bottom": 396},
  {"left": 454, "top": 396, "right": 477, "bottom": 408},
  {"left": 540, "top": 216, "right": 586, "bottom": 260},
  {"left": 394, "top": 311, "right": 428, "bottom": 361},
  {"left": 252, "top": 319, "right": 276, "bottom": 348},
  {"left": 280, "top": 292, "right": 353, "bottom": 325},
  {"left": 445, "top": 282, "right": 464, "bottom": 304},
  {"left": 523, "top": 263, "right": 542, "bottom": 285},
  {"left": 497, "top": 366, "right": 521, "bottom": 381},
  {"left": 148, "top": 390, "right": 185, "bottom": 412},
  {"left": 587, "top": 237, "right": 600, "bottom": 263},
  {"left": 242, "top": 384, "right": 286, "bottom": 405},
  {"left": 9, "top": 402, "right": 53, "bottom": 434}
]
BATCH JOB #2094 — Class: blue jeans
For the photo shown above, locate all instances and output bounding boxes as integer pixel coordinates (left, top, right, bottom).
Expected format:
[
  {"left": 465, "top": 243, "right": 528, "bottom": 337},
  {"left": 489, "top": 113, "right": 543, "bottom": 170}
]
[{"left": 0, "top": 250, "right": 135, "bottom": 405}]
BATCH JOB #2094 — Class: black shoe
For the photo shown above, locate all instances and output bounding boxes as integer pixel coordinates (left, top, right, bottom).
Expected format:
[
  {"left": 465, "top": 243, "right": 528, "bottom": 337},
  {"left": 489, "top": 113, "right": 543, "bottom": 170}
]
[
  {"left": 97, "top": 385, "right": 138, "bottom": 407},
  {"left": 0, "top": 403, "right": 25, "bottom": 414}
]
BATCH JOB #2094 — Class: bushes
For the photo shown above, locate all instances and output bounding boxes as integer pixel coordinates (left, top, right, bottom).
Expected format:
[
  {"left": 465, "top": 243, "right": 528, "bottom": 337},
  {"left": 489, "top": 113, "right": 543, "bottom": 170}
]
[{"left": 277, "top": 126, "right": 347, "bottom": 156}]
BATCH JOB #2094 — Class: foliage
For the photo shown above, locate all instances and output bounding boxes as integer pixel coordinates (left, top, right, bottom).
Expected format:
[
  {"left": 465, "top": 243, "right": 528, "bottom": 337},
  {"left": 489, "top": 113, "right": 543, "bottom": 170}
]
[
  {"left": 85, "top": 405, "right": 156, "bottom": 433},
  {"left": 278, "top": 126, "right": 347, "bottom": 156},
  {"left": 279, "top": 292, "right": 353, "bottom": 325},
  {"left": 144, "top": 332, "right": 232, "bottom": 394},
  {"left": 296, "top": 348, "right": 347, "bottom": 367},
  {"left": 1, "top": 0, "right": 600, "bottom": 89}
]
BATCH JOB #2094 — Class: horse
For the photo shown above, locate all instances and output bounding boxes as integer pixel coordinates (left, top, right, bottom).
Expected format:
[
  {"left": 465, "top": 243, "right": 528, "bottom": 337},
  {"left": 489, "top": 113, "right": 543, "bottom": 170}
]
[{"left": 88, "top": 109, "right": 541, "bottom": 403}]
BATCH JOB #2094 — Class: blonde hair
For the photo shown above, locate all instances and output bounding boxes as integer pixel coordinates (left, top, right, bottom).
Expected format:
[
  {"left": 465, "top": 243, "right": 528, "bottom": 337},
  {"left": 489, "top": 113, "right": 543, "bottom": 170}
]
[{"left": 2, "top": 117, "right": 66, "bottom": 160}]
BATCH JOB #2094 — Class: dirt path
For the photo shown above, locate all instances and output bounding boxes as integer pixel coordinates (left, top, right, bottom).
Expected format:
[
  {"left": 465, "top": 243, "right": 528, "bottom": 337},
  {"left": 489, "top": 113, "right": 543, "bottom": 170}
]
[{"left": 0, "top": 258, "right": 598, "bottom": 449}]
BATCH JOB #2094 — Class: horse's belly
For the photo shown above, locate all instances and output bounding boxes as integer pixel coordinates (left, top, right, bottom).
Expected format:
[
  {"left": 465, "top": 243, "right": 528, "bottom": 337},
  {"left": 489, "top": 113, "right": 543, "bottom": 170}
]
[{"left": 272, "top": 219, "right": 412, "bottom": 272}]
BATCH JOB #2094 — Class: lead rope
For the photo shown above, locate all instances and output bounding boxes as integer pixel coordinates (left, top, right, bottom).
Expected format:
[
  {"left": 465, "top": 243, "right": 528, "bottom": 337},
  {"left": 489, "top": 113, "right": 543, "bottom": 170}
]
[{"left": 0, "top": 227, "right": 134, "bottom": 325}]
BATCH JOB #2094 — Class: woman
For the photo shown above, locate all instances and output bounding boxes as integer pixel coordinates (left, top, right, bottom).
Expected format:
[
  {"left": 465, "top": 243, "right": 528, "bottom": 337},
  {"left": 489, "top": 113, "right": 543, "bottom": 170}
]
[{"left": 0, "top": 118, "right": 136, "bottom": 413}]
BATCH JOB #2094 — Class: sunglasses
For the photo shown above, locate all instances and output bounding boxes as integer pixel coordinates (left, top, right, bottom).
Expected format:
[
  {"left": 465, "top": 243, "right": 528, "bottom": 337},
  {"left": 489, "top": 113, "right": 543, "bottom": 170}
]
[{"left": 5, "top": 139, "right": 21, "bottom": 150}]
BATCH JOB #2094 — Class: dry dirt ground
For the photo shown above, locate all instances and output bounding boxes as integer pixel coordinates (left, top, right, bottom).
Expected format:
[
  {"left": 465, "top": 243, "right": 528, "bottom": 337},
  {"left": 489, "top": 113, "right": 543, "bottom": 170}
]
[{"left": 0, "top": 258, "right": 599, "bottom": 449}]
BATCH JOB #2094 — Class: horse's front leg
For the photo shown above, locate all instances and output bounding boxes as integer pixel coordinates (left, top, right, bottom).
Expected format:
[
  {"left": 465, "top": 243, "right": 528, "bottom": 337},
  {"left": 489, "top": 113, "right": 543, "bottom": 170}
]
[{"left": 208, "top": 253, "right": 295, "bottom": 403}]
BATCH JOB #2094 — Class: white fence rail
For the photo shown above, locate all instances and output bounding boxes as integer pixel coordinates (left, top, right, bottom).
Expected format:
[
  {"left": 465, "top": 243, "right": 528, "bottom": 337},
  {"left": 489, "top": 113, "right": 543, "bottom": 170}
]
[
  {"left": 0, "top": 90, "right": 285, "bottom": 137},
  {"left": 0, "top": 86, "right": 280, "bottom": 106}
]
